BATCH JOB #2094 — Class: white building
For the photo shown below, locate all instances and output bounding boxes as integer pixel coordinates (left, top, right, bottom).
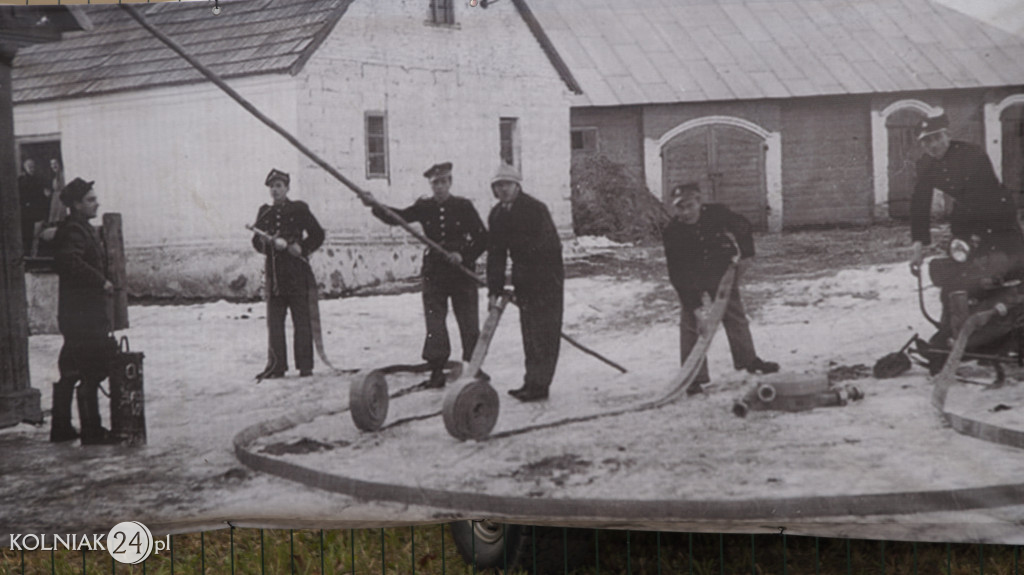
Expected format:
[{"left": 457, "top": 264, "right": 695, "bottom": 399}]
[{"left": 13, "top": 0, "right": 576, "bottom": 299}]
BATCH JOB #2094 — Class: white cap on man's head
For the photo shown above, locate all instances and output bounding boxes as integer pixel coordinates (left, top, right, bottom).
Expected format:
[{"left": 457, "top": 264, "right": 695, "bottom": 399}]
[{"left": 490, "top": 163, "right": 522, "bottom": 187}]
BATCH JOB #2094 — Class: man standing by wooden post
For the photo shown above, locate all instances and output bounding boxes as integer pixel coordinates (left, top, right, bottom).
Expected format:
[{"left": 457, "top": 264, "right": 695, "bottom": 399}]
[{"left": 52, "top": 178, "right": 120, "bottom": 444}]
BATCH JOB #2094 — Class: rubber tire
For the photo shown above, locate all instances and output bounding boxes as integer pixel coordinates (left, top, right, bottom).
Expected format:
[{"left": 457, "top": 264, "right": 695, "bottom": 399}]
[{"left": 449, "top": 521, "right": 590, "bottom": 575}]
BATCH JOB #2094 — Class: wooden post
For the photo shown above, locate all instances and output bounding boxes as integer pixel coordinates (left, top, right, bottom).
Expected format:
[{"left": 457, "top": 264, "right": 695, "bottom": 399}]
[
  {"left": 0, "top": 47, "right": 41, "bottom": 428},
  {"left": 102, "top": 213, "right": 129, "bottom": 331}
]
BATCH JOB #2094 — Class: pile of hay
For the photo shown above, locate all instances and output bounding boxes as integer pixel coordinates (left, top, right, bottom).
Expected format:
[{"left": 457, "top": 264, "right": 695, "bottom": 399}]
[{"left": 570, "top": 155, "right": 670, "bottom": 245}]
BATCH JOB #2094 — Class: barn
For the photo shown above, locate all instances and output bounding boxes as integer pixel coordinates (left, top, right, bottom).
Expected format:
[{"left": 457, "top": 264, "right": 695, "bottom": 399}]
[
  {"left": 12, "top": 0, "right": 575, "bottom": 300},
  {"left": 529, "top": 0, "right": 1024, "bottom": 232}
]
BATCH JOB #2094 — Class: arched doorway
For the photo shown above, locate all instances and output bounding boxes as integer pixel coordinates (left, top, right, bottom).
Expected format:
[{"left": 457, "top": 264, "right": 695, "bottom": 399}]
[
  {"left": 661, "top": 122, "right": 769, "bottom": 231},
  {"left": 1001, "top": 103, "right": 1024, "bottom": 195},
  {"left": 885, "top": 108, "right": 926, "bottom": 219}
]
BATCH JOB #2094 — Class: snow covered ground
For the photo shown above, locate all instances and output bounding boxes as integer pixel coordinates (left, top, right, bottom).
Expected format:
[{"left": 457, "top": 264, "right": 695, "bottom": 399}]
[{"left": 3, "top": 249, "right": 1023, "bottom": 544}]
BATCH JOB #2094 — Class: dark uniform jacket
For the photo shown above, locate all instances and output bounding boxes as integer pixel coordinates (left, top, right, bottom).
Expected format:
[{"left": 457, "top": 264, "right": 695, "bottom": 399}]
[
  {"left": 663, "top": 203, "right": 754, "bottom": 309},
  {"left": 251, "top": 199, "right": 325, "bottom": 295},
  {"left": 911, "top": 140, "right": 1022, "bottom": 254},
  {"left": 372, "top": 195, "right": 487, "bottom": 280},
  {"left": 54, "top": 213, "right": 111, "bottom": 338},
  {"left": 487, "top": 192, "right": 563, "bottom": 299},
  {"left": 19, "top": 172, "right": 49, "bottom": 224}
]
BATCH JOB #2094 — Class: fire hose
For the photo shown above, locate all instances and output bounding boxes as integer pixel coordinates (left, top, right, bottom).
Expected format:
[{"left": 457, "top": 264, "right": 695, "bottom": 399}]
[{"left": 122, "top": 5, "right": 626, "bottom": 375}]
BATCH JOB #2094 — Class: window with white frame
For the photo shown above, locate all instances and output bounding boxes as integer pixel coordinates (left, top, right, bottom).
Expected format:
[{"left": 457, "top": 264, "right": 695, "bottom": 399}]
[
  {"left": 365, "top": 112, "right": 388, "bottom": 179},
  {"left": 571, "top": 127, "right": 599, "bottom": 154}
]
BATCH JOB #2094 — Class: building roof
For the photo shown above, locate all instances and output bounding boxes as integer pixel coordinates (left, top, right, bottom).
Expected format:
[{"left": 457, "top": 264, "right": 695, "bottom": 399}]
[
  {"left": 12, "top": 0, "right": 350, "bottom": 104},
  {"left": 528, "top": 0, "right": 1024, "bottom": 106}
]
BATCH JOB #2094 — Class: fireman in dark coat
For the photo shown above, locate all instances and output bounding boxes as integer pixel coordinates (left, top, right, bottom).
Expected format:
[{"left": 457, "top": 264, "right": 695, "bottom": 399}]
[
  {"left": 486, "top": 163, "right": 564, "bottom": 402},
  {"left": 51, "top": 178, "right": 119, "bottom": 445},
  {"left": 909, "top": 111, "right": 1024, "bottom": 270},
  {"left": 251, "top": 169, "right": 325, "bottom": 379},
  {"left": 662, "top": 183, "right": 778, "bottom": 394},
  {"left": 363, "top": 162, "right": 488, "bottom": 388}
]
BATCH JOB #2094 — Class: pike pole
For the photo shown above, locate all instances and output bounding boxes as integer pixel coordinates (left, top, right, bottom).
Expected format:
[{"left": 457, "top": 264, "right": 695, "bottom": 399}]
[{"left": 122, "top": 5, "right": 627, "bottom": 374}]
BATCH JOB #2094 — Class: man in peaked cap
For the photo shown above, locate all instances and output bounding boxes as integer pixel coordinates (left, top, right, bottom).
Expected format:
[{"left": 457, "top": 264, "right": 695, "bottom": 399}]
[
  {"left": 51, "top": 177, "right": 120, "bottom": 445},
  {"left": 486, "top": 163, "right": 564, "bottom": 402},
  {"left": 909, "top": 111, "right": 1024, "bottom": 272},
  {"left": 251, "top": 168, "right": 325, "bottom": 380},
  {"left": 363, "top": 162, "right": 488, "bottom": 388},
  {"left": 662, "top": 183, "right": 778, "bottom": 395}
]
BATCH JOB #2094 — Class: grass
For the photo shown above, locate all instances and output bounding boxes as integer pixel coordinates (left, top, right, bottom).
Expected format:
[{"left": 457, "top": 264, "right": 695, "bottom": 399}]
[{"left": 2, "top": 526, "right": 1022, "bottom": 574}]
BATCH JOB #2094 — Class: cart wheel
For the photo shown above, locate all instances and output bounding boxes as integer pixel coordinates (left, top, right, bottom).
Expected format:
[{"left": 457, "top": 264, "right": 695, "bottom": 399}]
[
  {"left": 349, "top": 369, "right": 389, "bottom": 431},
  {"left": 443, "top": 377, "right": 499, "bottom": 441}
]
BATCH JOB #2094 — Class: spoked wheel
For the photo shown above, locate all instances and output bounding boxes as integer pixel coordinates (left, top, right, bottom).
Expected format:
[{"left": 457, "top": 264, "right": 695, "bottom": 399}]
[
  {"left": 349, "top": 369, "right": 389, "bottom": 431},
  {"left": 442, "top": 376, "right": 500, "bottom": 441}
]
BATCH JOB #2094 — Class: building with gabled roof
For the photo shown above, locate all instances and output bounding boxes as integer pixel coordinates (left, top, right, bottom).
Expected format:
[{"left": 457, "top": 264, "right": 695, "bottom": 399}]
[
  {"left": 530, "top": 0, "right": 1024, "bottom": 231},
  {"left": 13, "top": 0, "right": 575, "bottom": 299}
]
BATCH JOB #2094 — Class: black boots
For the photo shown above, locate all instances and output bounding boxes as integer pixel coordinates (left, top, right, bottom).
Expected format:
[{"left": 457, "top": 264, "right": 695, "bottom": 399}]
[
  {"left": 745, "top": 357, "right": 780, "bottom": 375},
  {"left": 77, "top": 381, "right": 119, "bottom": 446},
  {"left": 49, "top": 379, "right": 79, "bottom": 443},
  {"left": 423, "top": 365, "right": 447, "bottom": 389}
]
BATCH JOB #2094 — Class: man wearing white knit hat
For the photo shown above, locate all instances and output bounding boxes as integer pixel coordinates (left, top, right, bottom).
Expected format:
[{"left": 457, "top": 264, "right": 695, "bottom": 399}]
[{"left": 486, "top": 163, "right": 564, "bottom": 402}]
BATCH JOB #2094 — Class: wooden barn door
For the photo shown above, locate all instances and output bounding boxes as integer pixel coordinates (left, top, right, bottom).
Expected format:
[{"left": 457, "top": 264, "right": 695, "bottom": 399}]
[
  {"left": 886, "top": 108, "right": 926, "bottom": 219},
  {"left": 662, "top": 123, "right": 767, "bottom": 230},
  {"left": 1002, "top": 104, "right": 1024, "bottom": 195}
]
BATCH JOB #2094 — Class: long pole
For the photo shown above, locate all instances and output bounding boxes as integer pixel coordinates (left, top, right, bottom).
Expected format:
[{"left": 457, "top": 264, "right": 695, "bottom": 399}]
[{"left": 122, "top": 5, "right": 627, "bottom": 374}]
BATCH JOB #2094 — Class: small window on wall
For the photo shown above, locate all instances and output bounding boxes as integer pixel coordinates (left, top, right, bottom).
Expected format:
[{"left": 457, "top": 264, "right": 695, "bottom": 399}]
[
  {"left": 571, "top": 127, "right": 598, "bottom": 154},
  {"left": 500, "top": 117, "right": 520, "bottom": 169},
  {"left": 365, "top": 112, "right": 388, "bottom": 179},
  {"left": 429, "top": 0, "right": 455, "bottom": 25}
]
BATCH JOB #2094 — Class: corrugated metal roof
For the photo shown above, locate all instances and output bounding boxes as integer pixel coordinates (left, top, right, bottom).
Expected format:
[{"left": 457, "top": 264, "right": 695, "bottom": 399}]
[
  {"left": 12, "top": 0, "right": 348, "bottom": 104},
  {"left": 528, "top": 0, "right": 1024, "bottom": 106}
]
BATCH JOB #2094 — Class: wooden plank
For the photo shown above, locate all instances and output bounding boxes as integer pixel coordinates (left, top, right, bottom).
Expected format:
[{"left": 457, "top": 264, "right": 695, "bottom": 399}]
[
  {"left": 0, "top": 54, "right": 34, "bottom": 415},
  {"left": 102, "top": 213, "right": 128, "bottom": 332}
]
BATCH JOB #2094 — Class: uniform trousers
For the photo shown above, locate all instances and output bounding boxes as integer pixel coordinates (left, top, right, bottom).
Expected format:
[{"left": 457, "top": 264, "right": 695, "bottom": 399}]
[
  {"left": 422, "top": 273, "right": 480, "bottom": 366},
  {"left": 517, "top": 287, "right": 563, "bottom": 392},
  {"left": 679, "top": 278, "right": 756, "bottom": 383},
  {"left": 267, "top": 291, "right": 313, "bottom": 373}
]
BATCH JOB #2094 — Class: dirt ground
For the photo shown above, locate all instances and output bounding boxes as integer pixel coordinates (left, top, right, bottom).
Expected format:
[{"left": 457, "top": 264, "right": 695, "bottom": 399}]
[{"left": 4, "top": 224, "right": 1024, "bottom": 544}]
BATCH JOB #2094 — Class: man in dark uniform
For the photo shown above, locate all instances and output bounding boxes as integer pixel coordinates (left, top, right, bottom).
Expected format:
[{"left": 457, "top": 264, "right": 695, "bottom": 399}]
[
  {"left": 19, "top": 157, "right": 50, "bottom": 257},
  {"left": 487, "top": 163, "right": 563, "bottom": 402},
  {"left": 251, "top": 169, "right": 325, "bottom": 379},
  {"left": 51, "top": 178, "right": 119, "bottom": 445},
  {"left": 662, "top": 183, "right": 778, "bottom": 395},
  {"left": 909, "top": 112, "right": 1024, "bottom": 269},
  {"left": 363, "top": 162, "right": 488, "bottom": 388}
]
